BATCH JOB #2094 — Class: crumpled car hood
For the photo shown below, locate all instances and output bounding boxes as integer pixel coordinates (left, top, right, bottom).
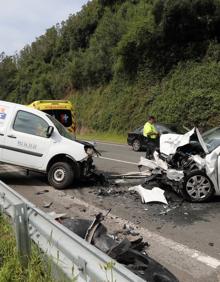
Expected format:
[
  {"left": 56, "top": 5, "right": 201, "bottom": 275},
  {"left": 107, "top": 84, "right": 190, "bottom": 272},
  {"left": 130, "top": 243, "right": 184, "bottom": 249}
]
[{"left": 160, "top": 128, "right": 208, "bottom": 155}]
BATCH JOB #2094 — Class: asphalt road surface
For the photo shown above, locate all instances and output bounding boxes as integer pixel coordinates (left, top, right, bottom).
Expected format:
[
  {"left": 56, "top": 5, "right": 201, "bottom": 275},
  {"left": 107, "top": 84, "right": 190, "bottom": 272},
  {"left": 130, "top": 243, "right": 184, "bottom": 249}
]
[{"left": 1, "top": 141, "right": 220, "bottom": 282}]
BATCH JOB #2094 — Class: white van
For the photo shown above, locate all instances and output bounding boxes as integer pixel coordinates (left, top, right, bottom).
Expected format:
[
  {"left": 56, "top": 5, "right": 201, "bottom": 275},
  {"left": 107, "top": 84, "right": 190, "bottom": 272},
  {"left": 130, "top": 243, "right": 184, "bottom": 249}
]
[{"left": 0, "top": 101, "right": 96, "bottom": 189}]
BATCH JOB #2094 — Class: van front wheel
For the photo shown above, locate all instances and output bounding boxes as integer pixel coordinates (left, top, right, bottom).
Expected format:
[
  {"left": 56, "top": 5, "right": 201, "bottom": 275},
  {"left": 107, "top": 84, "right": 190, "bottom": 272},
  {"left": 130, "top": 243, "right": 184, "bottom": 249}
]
[{"left": 48, "top": 162, "right": 74, "bottom": 189}]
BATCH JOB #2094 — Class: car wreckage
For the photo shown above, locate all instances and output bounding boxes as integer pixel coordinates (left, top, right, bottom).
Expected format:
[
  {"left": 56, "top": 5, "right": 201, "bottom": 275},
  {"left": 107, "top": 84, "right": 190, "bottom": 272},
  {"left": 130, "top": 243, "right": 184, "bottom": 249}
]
[
  {"left": 140, "top": 127, "right": 220, "bottom": 202},
  {"left": 61, "top": 213, "right": 179, "bottom": 282}
]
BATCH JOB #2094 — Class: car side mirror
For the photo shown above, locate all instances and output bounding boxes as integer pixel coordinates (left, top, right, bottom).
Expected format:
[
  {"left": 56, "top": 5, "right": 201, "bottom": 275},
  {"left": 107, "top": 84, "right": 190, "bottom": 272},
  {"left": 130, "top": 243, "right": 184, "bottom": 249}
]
[{"left": 46, "top": 126, "right": 54, "bottom": 138}]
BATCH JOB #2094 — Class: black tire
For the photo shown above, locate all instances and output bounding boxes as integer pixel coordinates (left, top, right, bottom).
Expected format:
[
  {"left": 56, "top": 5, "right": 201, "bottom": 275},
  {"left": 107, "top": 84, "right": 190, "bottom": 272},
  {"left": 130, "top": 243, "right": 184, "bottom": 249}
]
[
  {"left": 48, "top": 162, "right": 74, "bottom": 189},
  {"left": 182, "top": 170, "right": 214, "bottom": 202},
  {"left": 132, "top": 139, "right": 141, "bottom": 151}
]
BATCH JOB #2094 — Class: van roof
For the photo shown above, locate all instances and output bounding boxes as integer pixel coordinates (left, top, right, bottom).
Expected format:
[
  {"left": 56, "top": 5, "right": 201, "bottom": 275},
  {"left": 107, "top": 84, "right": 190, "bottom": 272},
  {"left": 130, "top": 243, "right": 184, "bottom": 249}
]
[{"left": 0, "top": 100, "right": 48, "bottom": 118}]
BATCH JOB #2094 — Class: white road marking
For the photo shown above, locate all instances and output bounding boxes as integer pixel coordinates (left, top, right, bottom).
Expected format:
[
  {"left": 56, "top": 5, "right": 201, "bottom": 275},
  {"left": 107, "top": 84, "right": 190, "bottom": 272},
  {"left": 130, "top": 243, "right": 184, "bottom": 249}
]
[
  {"left": 142, "top": 228, "right": 220, "bottom": 269},
  {"left": 98, "top": 156, "right": 138, "bottom": 165},
  {"left": 95, "top": 141, "right": 128, "bottom": 147}
]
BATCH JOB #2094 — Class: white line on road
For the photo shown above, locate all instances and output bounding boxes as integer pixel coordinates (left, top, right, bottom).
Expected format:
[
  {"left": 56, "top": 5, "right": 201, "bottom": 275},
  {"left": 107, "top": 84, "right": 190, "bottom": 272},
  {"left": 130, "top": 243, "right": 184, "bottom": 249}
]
[
  {"left": 98, "top": 156, "right": 138, "bottom": 165},
  {"left": 95, "top": 141, "right": 128, "bottom": 147},
  {"left": 143, "top": 228, "right": 220, "bottom": 269}
]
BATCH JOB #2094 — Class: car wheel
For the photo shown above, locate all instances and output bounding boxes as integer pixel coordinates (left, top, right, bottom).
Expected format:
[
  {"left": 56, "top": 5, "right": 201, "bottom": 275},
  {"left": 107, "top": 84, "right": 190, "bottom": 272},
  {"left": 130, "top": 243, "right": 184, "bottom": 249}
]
[
  {"left": 182, "top": 170, "right": 214, "bottom": 202},
  {"left": 48, "top": 162, "right": 74, "bottom": 189},
  {"left": 132, "top": 139, "right": 141, "bottom": 151}
]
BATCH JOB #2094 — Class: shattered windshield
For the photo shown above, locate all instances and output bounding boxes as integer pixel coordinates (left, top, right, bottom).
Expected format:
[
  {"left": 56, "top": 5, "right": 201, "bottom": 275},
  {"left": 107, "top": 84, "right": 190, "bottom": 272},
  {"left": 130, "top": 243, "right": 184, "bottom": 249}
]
[
  {"left": 202, "top": 127, "right": 220, "bottom": 152},
  {"left": 47, "top": 114, "right": 75, "bottom": 141}
]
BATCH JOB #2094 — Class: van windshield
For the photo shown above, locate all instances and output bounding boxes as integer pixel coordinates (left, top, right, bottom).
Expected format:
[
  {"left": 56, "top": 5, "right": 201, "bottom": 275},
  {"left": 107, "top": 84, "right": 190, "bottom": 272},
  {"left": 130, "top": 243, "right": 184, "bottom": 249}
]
[
  {"left": 47, "top": 115, "right": 75, "bottom": 141},
  {"left": 43, "top": 109, "right": 72, "bottom": 127}
]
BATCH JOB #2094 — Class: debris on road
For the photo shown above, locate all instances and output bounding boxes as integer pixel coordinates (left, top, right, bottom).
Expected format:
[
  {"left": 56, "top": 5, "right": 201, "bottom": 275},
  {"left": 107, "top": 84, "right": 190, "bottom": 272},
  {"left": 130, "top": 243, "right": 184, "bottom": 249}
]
[
  {"left": 47, "top": 211, "right": 67, "bottom": 220},
  {"left": 61, "top": 213, "right": 179, "bottom": 282},
  {"left": 35, "top": 189, "right": 49, "bottom": 195},
  {"left": 110, "top": 169, "right": 152, "bottom": 179},
  {"left": 129, "top": 185, "right": 168, "bottom": 205},
  {"left": 43, "top": 201, "right": 53, "bottom": 208},
  {"left": 114, "top": 179, "right": 126, "bottom": 184},
  {"left": 95, "top": 186, "right": 126, "bottom": 197},
  {"left": 122, "top": 224, "right": 140, "bottom": 236}
]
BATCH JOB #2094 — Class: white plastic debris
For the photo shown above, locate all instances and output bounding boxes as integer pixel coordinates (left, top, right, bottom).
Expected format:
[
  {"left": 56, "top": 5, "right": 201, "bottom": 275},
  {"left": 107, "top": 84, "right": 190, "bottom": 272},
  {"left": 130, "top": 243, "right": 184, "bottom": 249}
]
[
  {"left": 47, "top": 211, "right": 67, "bottom": 220},
  {"left": 167, "top": 169, "right": 184, "bottom": 181},
  {"left": 43, "top": 201, "right": 53, "bottom": 208},
  {"left": 138, "top": 156, "right": 158, "bottom": 170},
  {"left": 153, "top": 151, "right": 168, "bottom": 170},
  {"left": 129, "top": 185, "right": 168, "bottom": 205},
  {"left": 114, "top": 179, "right": 126, "bottom": 184}
]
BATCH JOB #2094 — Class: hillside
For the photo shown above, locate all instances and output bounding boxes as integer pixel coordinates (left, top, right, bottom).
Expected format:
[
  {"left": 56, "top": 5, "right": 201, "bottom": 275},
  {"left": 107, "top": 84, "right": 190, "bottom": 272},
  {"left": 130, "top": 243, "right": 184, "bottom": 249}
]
[{"left": 1, "top": 0, "right": 220, "bottom": 133}]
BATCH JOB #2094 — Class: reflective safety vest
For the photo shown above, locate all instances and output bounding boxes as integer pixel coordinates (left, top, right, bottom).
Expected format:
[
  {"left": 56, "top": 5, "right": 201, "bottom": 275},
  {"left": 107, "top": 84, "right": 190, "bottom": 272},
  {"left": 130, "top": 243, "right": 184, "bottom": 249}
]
[{"left": 143, "top": 122, "right": 157, "bottom": 139}]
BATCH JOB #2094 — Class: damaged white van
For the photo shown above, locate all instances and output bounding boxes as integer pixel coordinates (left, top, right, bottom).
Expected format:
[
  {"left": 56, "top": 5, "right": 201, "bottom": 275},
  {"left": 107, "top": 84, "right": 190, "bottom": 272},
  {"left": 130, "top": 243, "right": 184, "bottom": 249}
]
[{"left": 0, "top": 101, "right": 96, "bottom": 189}]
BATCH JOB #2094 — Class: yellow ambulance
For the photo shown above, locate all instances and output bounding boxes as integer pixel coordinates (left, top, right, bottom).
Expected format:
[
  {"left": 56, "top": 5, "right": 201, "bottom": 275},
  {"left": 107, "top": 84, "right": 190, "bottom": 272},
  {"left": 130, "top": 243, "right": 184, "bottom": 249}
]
[{"left": 29, "top": 100, "right": 76, "bottom": 136}]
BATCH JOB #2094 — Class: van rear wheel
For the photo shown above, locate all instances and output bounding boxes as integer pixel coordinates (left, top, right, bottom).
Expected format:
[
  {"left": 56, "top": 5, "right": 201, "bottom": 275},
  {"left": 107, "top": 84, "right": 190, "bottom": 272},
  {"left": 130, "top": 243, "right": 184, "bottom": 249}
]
[{"left": 48, "top": 162, "right": 74, "bottom": 189}]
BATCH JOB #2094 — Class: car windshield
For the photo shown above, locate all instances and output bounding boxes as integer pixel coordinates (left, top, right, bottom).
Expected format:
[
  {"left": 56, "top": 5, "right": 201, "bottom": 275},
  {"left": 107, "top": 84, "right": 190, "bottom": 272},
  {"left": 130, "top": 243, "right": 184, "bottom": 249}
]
[
  {"left": 47, "top": 114, "right": 75, "bottom": 141},
  {"left": 202, "top": 127, "right": 220, "bottom": 152}
]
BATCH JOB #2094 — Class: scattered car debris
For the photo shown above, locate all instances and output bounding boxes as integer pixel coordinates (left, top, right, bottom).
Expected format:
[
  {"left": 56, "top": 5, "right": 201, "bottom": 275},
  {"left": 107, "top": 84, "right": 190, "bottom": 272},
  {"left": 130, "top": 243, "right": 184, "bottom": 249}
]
[
  {"left": 95, "top": 186, "right": 126, "bottom": 197},
  {"left": 114, "top": 179, "right": 126, "bottom": 184},
  {"left": 110, "top": 169, "right": 152, "bottom": 179},
  {"left": 159, "top": 206, "right": 177, "bottom": 215},
  {"left": 61, "top": 213, "right": 179, "bottom": 282},
  {"left": 35, "top": 189, "right": 49, "bottom": 195},
  {"left": 47, "top": 211, "right": 67, "bottom": 220},
  {"left": 122, "top": 224, "right": 140, "bottom": 236},
  {"left": 129, "top": 185, "right": 168, "bottom": 205},
  {"left": 43, "top": 201, "right": 53, "bottom": 208}
]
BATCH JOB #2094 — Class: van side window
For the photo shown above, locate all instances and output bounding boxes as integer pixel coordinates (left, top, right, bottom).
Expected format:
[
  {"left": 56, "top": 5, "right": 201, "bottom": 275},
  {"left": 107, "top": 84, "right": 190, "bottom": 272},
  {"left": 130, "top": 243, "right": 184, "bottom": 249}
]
[{"left": 13, "top": 111, "right": 48, "bottom": 138}]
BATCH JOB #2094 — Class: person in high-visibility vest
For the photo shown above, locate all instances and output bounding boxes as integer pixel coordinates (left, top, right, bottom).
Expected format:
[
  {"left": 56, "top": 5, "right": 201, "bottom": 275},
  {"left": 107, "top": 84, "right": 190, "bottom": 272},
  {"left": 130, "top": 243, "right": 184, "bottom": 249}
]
[{"left": 143, "top": 116, "right": 160, "bottom": 159}]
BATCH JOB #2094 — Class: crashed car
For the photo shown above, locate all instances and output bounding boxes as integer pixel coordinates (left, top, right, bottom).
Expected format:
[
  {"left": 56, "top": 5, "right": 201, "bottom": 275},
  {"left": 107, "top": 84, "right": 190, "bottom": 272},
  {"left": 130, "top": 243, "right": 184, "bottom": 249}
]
[{"left": 142, "top": 127, "right": 220, "bottom": 202}]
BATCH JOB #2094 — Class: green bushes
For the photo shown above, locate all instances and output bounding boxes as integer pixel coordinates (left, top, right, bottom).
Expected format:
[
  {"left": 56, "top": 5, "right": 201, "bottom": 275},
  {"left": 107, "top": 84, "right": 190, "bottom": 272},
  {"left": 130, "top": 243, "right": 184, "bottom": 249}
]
[
  {"left": 150, "top": 61, "right": 220, "bottom": 130},
  {"left": 73, "top": 60, "right": 220, "bottom": 133}
]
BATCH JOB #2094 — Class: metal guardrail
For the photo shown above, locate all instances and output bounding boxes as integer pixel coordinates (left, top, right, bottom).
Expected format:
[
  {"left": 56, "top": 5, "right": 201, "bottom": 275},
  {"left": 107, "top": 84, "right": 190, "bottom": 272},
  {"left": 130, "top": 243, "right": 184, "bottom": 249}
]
[{"left": 0, "top": 180, "right": 145, "bottom": 282}]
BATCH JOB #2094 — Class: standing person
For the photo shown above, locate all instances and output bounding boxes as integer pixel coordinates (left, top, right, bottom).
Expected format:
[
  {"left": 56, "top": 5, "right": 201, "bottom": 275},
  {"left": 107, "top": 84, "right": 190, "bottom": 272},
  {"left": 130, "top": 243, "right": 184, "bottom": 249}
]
[{"left": 143, "top": 116, "right": 159, "bottom": 159}]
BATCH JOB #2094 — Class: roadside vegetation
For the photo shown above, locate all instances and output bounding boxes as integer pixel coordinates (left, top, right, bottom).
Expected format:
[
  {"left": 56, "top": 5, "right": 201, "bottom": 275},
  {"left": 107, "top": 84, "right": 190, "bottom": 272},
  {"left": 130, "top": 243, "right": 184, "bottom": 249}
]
[
  {"left": 1, "top": 0, "right": 220, "bottom": 134},
  {"left": 0, "top": 213, "right": 54, "bottom": 282},
  {"left": 77, "top": 131, "right": 126, "bottom": 143}
]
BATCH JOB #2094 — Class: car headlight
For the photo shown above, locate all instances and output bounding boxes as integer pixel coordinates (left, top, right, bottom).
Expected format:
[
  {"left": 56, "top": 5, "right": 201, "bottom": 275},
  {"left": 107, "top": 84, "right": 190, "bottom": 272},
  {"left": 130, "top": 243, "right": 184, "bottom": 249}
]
[{"left": 85, "top": 146, "right": 94, "bottom": 156}]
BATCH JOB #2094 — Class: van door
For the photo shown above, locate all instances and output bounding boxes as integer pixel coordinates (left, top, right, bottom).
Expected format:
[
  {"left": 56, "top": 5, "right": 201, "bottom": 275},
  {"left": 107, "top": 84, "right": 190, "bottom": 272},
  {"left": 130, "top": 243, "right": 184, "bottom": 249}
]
[{"left": 2, "top": 110, "right": 52, "bottom": 169}]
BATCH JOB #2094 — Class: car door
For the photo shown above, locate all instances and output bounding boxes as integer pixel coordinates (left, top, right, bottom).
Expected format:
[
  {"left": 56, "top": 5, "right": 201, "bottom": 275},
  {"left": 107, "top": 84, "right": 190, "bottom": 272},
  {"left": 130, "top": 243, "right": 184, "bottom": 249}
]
[{"left": 2, "top": 110, "right": 52, "bottom": 169}]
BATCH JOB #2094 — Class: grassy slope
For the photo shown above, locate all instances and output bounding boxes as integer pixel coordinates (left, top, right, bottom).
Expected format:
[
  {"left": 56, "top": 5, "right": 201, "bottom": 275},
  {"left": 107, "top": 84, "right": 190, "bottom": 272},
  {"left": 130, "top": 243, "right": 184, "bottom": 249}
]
[
  {"left": 77, "top": 132, "right": 126, "bottom": 143},
  {"left": 0, "top": 214, "right": 55, "bottom": 282}
]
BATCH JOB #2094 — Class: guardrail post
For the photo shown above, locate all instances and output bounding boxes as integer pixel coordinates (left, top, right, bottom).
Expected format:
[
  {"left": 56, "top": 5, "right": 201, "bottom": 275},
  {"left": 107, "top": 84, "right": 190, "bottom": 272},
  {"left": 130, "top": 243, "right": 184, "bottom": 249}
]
[{"left": 14, "top": 203, "right": 31, "bottom": 268}]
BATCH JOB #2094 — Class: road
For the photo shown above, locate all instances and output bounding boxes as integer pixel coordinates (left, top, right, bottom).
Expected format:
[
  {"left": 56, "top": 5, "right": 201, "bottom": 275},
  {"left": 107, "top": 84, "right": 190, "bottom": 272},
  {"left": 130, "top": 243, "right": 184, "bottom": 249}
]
[{"left": 1, "top": 141, "right": 220, "bottom": 282}]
